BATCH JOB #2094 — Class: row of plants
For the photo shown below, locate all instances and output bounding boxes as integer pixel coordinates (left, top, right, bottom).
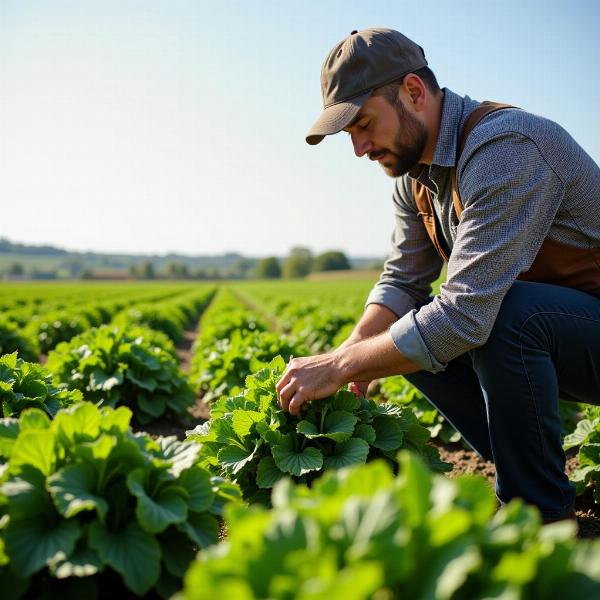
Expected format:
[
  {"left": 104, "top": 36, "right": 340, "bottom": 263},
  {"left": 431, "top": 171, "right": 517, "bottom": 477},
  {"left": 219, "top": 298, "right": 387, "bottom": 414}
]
[
  {"left": 233, "top": 281, "right": 367, "bottom": 352},
  {"left": 179, "top": 452, "right": 600, "bottom": 599},
  {"left": 1, "top": 351, "right": 600, "bottom": 597},
  {"left": 189, "top": 288, "right": 307, "bottom": 402},
  {"left": 1, "top": 284, "right": 215, "bottom": 357},
  {"left": 112, "top": 287, "right": 216, "bottom": 344}
]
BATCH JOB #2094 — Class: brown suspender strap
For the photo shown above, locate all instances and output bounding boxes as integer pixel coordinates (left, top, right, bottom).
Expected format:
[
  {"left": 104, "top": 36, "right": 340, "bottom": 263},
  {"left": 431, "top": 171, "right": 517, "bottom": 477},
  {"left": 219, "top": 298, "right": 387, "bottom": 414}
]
[{"left": 412, "top": 101, "right": 513, "bottom": 261}]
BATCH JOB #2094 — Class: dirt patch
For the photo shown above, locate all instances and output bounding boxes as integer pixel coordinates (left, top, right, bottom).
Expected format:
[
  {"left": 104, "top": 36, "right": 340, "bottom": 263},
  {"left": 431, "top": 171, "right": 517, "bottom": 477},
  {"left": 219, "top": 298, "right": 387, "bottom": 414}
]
[
  {"left": 176, "top": 329, "right": 198, "bottom": 373},
  {"left": 435, "top": 441, "right": 600, "bottom": 539}
]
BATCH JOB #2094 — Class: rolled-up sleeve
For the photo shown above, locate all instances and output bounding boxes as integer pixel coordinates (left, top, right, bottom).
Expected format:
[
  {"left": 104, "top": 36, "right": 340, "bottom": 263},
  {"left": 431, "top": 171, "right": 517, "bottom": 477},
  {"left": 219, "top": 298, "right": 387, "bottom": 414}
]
[
  {"left": 366, "top": 176, "right": 443, "bottom": 317},
  {"left": 405, "top": 132, "right": 564, "bottom": 369}
]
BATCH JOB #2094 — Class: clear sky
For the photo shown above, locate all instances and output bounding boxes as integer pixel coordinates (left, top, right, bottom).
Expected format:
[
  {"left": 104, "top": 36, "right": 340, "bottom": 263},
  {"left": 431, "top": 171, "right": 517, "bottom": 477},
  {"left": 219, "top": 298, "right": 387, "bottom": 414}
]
[{"left": 1, "top": 0, "right": 599, "bottom": 258}]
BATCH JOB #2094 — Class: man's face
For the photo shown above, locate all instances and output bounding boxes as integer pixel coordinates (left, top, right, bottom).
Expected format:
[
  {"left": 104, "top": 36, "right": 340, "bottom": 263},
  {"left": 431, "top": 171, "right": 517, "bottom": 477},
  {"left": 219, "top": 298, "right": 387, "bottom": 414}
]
[{"left": 344, "top": 93, "right": 427, "bottom": 178}]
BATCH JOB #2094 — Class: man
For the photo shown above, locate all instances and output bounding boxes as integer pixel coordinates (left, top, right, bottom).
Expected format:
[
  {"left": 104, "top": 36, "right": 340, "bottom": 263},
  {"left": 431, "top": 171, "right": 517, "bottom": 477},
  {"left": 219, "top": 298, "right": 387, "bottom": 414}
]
[{"left": 276, "top": 27, "right": 600, "bottom": 522}]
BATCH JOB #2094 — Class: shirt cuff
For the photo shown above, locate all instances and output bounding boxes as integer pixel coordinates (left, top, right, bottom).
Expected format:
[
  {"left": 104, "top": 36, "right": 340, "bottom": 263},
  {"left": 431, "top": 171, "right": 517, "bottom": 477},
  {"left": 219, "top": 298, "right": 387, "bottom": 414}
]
[
  {"left": 365, "top": 284, "right": 416, "bottom": 318},
  {"left": 389, "top": 309, "right": 446, "bottom": 373}
]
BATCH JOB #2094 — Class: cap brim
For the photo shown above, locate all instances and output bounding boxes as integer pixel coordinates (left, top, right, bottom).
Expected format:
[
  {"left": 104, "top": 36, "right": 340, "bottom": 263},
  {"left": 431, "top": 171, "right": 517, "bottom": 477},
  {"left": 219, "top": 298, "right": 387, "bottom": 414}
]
[{"left": 305, "top": 91, "right": 372, "bottom": 145}]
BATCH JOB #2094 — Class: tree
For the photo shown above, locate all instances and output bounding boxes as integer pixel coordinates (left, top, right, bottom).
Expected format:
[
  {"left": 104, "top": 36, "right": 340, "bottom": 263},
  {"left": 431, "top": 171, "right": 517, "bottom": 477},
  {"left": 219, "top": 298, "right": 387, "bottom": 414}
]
[
  {"left": 141, "top": 261, "right": 155, "bottom": 280},
  {"left": 282, "top": 247, "right": 313, "bottom": 279},
  {"left": 313, "top": 251, "right": 351, "bottom": 272},
  {"left": 166, "top": 261, "right": 190, "bottom": 279},
  {"left": 234, "top": 257, "right": 257, "bottom": 278},
  {"left": 8, "top": 263, "right": 24, "bottom": 276},
  {"left": 255, "top": 256, "right": 281, "bottom": 279}
]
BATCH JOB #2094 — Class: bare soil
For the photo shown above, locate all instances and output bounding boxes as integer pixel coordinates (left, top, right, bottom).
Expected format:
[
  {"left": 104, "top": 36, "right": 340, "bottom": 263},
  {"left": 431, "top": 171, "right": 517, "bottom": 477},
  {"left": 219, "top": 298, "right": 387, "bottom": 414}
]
[{"left": 435, "top": 441, "right": 600, "bottom": 539}]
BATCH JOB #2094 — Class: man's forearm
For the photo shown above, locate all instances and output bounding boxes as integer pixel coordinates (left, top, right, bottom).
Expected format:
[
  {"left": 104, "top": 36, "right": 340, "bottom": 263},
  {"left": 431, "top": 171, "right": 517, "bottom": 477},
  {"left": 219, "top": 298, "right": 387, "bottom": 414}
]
[
  {"left": 335, "top": 329, "right": 422, "bottom": 382},
  {"left": 337, "top": 303, "right": 399, "bottom": 350}
]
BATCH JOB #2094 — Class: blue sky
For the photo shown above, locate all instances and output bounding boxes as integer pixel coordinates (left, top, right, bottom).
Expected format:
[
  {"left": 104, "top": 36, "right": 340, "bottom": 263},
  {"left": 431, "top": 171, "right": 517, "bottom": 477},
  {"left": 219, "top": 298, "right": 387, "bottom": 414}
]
[{"left": 1, "top": 0, "right": 598, "bottom": 257}]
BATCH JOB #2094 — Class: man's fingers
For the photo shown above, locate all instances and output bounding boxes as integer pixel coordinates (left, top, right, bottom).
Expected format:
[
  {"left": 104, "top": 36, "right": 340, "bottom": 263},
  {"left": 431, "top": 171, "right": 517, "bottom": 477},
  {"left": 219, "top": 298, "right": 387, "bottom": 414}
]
[
  {"left": 277, "top": 380, "right": 296, "bottom": 412},
  {"left": 288, "top": 390, "right": 306, "bottom": 416},
  {"left": 275, "top": 370, "right": 290, "bottom": 396}
]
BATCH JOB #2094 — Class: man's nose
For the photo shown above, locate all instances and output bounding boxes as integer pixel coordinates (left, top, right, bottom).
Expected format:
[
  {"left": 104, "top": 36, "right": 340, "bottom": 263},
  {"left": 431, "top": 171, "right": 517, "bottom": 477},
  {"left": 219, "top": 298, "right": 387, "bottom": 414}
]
[{"left": 351, "top": 133, "right": 372, "bottom": 158}]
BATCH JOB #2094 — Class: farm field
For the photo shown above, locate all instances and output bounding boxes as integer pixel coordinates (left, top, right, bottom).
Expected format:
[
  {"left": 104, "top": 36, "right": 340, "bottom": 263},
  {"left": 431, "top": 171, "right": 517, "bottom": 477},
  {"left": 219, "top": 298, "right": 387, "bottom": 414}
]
[{"left": 1, "top": 277, "right": 600, "bottom": 598}]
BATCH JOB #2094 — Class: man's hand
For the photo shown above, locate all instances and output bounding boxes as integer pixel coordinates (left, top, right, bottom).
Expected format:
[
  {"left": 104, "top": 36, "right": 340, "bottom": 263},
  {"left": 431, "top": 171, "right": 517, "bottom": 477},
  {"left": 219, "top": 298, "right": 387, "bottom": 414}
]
[
  {"left": 276, "top": 353, "right": 346, "bottom": 416},
  {"left": 276, "top": 331, "right": 421, "bottom": 417}
]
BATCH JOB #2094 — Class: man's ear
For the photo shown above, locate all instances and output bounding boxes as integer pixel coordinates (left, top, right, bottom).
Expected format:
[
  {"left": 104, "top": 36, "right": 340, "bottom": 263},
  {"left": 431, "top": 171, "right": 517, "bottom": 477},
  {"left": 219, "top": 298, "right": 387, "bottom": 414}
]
[{"left": 402, "top": 74, "right": 427, "bottom": 112}]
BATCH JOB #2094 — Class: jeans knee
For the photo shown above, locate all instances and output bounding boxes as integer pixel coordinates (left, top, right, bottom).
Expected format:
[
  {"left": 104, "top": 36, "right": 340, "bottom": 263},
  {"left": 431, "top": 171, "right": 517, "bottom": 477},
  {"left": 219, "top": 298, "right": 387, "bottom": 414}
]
[{"left": 470, "top": 282, "right": 538, "bottom": 364}]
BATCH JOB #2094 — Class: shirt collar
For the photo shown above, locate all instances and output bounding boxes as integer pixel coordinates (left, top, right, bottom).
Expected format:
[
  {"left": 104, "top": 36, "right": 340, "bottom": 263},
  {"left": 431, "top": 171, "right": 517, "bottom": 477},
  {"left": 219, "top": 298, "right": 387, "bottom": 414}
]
[
  {"left": 407, "top": 89, "right": 479, "bottom": 183},
  {"left": 431, "top": 88, "right": 469, "bottom": 168}
]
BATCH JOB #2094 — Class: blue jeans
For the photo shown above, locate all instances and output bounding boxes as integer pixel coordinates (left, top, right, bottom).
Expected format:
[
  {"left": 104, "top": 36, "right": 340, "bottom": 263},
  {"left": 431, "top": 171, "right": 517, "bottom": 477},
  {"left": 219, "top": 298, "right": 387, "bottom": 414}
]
[{"left": 404, "top": 281, "right": 600, "bottom": 520}]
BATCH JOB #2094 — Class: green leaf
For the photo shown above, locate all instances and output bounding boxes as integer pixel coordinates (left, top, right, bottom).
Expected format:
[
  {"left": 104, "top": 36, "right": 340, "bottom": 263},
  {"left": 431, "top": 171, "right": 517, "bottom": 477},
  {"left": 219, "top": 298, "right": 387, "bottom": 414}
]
[
  {"left": 48, "top": 540, "right": 104, "bottom": 578},
  {"left": 4, "top": 516, "right": 80, "bottom": 577},
  {"left": 89, "top": 521, "right": 161, "bottom": 596},
  {"left": 137, "top": 393, "right": 166, "bottom": 418},
  {"left": 10, "top": 429, "right": 55, "bottom": 476},
  {"left": 396, "top": 450, "right": 433, "bottom": 524},
  {"left": 579, "top": 443, "right": 600, "bottom": 468},
  {"left": 127, "top": 469, "right": 188, "bottom": 534},
  {"left": 52, "top": 402, "right": 101, "bottom": 445},
  {"left": 297, "top": 411, "right": 357, "bottom": 443},
  {"left": 332, "top": 389, "right": 361, "bottom": 412},
  {"left": 1, "top": 352, "right": 18, "bottom": 369},
  {"left": 371, "top": 416, "right": 403, "bottom": 451},
  {"left": 323, "top": 437, "right": 369, "bottom": 469},
  {"left": 0, "top": 418, "right": 20, "bottom": 458},
  {"left": 19, "top": 409, "right": 51, "bottom": 431},
  {"left": 563, "top": 418, "right": 599, "bottom": 450},
  {"left": 154, "top": 437, "right": 200, "bottom": 477},
  {"left": 48, "top": 462, "right": 109, "bottom": 521},
  {"left": 256, "top": 456, "right": 285, "bottom": 489},
  {"left": 178, "top": 467, "right": 215, "bottom": 512},
  {"left": 177, "top": 511, "right": 219, "bottom": 548},
  {"left": 296, "top": 420, "right": 318, "bottom": 437},
  {"left": 218, "top": 444, "right": 258, "bottom": 475},
  {"left": 99, "top": 405, "right": 132, "bottom": 434},
  {"left": 127, "top": 370, "right": 158, "bottom": 391},
  {"left": 272, "top": 435, "right": 323, "bottom": 477},
  {"left": 89, "top": 369, "right": 123, "bottom": 391},
  {"left": 232, "top": 410, "right": 263, "bottom": 437},
  {"left": 159, "top": 529, "right": 197, "bottom": 578},
  {"left": 1, "top": 465, "right": 51, "bottom": 518},
  {"left": 354, "top": 423, "right": 376, "bottom": 444},
  {"left": 323, "top": 411, "right": 358, "bottom": 442}
]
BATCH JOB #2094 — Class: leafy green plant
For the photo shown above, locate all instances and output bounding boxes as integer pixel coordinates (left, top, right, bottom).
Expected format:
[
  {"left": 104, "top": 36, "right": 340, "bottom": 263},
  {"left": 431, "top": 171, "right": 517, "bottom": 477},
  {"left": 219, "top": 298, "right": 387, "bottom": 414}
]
[
  {"left": 46, "top": 325, "right": 195, "bottom": 424},
  {"left": 0, "top": 353, "right": 82, "bottom": 419},
  {"left": 188, "top": 357, "right": 450, "bottom": 504},
  {"left": 177, "top": 452, "right": 600, "bottom": 600},
  {"left": 26, "top": 310, "right": 92, "bottom": 354},
  {"left": 563, "top": 406, "right": 600, "bottom": 503},
  {"left": 190, "top": 330, "right": 309, "bottom": 403},
  {"left": 113, "top": 304, "right": 189, "bottom": 343},
  {"left": 0, "top": 402, "right": 240, "bottom": 598},
  {"left": 0, "top": 318, "right": 39, "bottom": 362}
]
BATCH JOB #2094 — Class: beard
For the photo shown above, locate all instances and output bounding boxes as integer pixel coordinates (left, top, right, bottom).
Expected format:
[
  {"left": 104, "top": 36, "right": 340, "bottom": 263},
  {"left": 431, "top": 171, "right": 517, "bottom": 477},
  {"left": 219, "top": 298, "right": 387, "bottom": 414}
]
[{"left": 373, "top": 101, "right": 428, "bottom": 178}]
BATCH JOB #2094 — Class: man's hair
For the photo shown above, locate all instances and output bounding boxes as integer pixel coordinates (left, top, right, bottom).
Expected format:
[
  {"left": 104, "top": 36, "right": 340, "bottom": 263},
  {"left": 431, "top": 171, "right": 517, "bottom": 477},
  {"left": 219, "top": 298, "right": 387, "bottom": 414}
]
[{"left": 373, "top": 67, "right": 440, "bottom": 104}]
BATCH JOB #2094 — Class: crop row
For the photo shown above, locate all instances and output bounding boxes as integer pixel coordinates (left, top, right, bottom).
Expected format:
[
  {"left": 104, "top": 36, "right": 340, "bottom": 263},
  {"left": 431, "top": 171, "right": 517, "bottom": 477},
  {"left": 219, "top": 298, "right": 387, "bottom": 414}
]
[
  {"left": 0, "top": 283, "right": 216, "bottom": 359},
  {"left": 1, "top": 350, "right": 600, "bottom": 598}
]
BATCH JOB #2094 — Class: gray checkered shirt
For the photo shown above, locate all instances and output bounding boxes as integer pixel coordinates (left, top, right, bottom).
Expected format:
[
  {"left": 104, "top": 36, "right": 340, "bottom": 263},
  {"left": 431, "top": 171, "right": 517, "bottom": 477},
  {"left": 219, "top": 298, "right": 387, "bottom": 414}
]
[{"left": 366, "top": 88, "right": 600, "bottom": 372}]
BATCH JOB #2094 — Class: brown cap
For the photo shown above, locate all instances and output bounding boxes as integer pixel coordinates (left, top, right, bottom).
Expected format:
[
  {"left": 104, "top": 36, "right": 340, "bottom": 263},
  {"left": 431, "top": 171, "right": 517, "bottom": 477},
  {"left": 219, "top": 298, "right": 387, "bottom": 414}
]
[{"left": 306, "top": 28, "right": 427, "bottom": 145}]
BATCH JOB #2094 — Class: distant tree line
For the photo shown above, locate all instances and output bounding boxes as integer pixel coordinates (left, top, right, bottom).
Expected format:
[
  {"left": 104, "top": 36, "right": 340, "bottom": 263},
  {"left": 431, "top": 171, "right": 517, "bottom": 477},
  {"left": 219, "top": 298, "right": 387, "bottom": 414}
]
[
  {"left": 254, "top": 248, "right": 351, "bottom": 280},
  {"left": 2, "top": 246, "right": 370, "bottom": 281},
  {"left": 0, "top": 237, "right": 68, "bottom": 256}
]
